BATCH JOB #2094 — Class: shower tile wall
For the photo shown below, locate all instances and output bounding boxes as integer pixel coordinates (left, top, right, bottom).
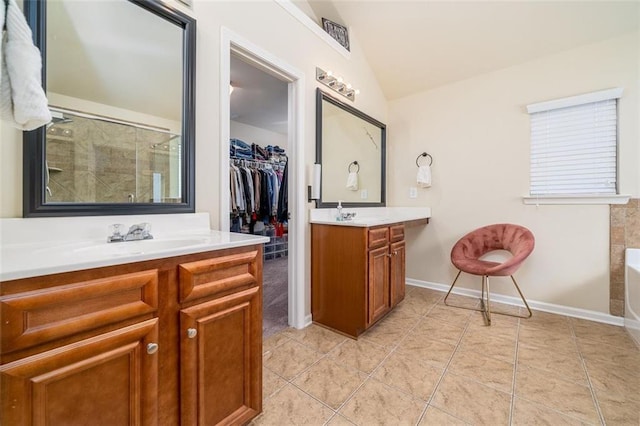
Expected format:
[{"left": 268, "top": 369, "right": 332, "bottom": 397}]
[
  {"left": 46, "top": 116, "right": 174, "bottom": 203},
  {"left": 610, "top": 198, "right": 640, "bottom": 316}
]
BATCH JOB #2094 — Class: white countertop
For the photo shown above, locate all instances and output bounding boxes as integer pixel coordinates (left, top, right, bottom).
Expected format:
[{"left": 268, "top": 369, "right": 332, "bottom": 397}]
[
  {"left": 309, "top": 206, "right": 431, "bottom": 227},
  {"left": 0, "top": 213, "right": 269, "bottom": 281}
]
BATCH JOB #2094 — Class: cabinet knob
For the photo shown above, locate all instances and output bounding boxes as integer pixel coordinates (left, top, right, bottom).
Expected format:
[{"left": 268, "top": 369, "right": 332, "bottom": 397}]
[
  {"left": 146, "top": 343, "right": 159, "bottom": 355},
  {"left": 187, "top": 328, "right": 198, "bottom": 339}
]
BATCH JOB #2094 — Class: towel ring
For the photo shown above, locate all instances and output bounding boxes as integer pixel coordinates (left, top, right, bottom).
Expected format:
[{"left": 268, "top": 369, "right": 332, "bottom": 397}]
[
  {"left": 348, "top": 161, "right": 360, "bottom": 173},
  {"left": 416, "top": 152, "right": 433, "bottom": 167}
]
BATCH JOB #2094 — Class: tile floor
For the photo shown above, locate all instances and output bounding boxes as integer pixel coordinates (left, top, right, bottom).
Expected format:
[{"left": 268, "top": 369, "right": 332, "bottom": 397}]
[{"left": 253, "top": 286, "right": 640, "bottom": 425}]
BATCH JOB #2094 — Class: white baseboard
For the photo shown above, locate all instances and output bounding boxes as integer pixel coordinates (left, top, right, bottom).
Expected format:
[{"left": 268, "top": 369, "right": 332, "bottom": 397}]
[{"left": 406, "top": 278, "right": 625, "bottom": 327}]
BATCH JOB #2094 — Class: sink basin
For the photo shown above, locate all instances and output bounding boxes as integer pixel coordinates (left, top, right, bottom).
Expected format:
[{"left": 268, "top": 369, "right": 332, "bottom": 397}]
[{"left": 73, "top": 237, "right": 210, "bottom": 257}]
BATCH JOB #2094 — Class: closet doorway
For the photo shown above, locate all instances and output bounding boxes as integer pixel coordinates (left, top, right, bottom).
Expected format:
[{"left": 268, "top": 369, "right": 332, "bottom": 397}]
[
  {"left": 229, "top": 53, "right": 290, "bottom": 338},
  {"left": 221, "top": 30, "right": 306, "bottom": 333}
]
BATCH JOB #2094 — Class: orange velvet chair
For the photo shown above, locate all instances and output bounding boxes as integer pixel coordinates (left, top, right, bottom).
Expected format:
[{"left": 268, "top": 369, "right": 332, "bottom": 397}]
[{"left": 445, "top": 223, "right": 534, "bottom": 325}]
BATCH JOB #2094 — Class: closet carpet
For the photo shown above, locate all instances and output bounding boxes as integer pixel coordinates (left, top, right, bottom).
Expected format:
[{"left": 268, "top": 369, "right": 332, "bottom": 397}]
[{"left": 263, "top": 256, "right": 288, "bottom": 338}]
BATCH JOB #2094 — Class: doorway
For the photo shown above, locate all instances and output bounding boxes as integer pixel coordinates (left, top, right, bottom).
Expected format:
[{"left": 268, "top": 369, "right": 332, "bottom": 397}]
[
  {"left": 220, "top": 29, "right": 307, "bottom": 332},
  {"left": 230, "top": 54, "right": 289, "bottom": 337}
]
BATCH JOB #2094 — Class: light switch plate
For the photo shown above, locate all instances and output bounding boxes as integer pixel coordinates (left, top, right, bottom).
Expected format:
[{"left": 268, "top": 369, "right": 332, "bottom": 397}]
[
  {"left": 361, "top": 189, "right": 368, "bottom": 199},
  {"left": 409, "top": 187, "right": 418, "bottom": 198}
]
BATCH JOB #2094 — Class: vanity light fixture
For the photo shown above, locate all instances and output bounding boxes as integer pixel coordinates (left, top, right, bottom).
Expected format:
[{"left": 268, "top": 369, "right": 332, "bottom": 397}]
[{"left": 316, "top": 67, "right": 359, "bottom": 101}]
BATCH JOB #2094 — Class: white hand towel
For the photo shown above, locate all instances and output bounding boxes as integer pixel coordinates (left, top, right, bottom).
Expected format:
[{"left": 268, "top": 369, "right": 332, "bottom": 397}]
[
  {"left": 417, "top": 165, "right": 432, "bottom": 188},
  {"left": 1, "top": 0, "right": 51, "bottom": 131},
  {"left": 346, "top": 171, "right": 358, "bottom": 191}
]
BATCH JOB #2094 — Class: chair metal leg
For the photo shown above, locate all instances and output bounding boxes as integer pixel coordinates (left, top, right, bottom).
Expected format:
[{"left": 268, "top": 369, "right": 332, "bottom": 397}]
[
  {"left": 444, "top": 271, "right": 533, "bottom": 324},
  {"left": 510, "top": 275, "right": 533, "bottom": 319},
  {"left": 479, "top": 275, "right": 492, "bottom": 325},
  {"left": 444, "top": 270, "right": 462, "bottom": 304}
]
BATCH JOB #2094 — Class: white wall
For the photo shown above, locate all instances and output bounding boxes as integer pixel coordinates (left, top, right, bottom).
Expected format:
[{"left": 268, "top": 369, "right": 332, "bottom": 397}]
[
  {"left": 389, "top": 32, "right": 639, "bottom": 314},
  {"left": 230, "top": 120, "right": 287, "bottom": 150},
  {"left": 0, "top": 1, "right": 388, "bottom": 324},
  {"left": 0, "top": 0, "right": 388, "bottom": 219}
]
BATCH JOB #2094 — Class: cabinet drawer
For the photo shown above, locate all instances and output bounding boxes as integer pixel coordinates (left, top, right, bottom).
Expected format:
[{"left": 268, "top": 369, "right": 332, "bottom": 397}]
[
  {"left": 368, "top": 227, "right": 389, "bottom": 249},
  {"left": 1, "top": 270, "right": 158, "bottom": 354},
  {"left": 179, "top": 249, "right": 259, "bottom": 303},
  {"left": 390, "top": 224, "right": 405, "bottom": 242}
]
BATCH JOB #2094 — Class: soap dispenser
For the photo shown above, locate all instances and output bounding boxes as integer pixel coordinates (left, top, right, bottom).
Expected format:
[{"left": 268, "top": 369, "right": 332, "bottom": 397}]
[{"left": 336, "top": 200, "right": 343, "bottom": 221}]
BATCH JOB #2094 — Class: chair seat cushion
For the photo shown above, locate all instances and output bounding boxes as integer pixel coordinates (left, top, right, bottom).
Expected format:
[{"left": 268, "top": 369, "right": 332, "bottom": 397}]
[
  {"left": 451, "top": 223, "right": 535, "bottom": 277},
  {"left": 452, "top": 258, "right": 503, "bottom": 276}
]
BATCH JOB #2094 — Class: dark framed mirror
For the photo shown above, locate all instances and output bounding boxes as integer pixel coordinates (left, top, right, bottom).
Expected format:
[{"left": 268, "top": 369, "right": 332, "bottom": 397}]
[
  {"left": 23, "top": 0, "right": 196, "bottom": 217},
  {"left": 316, "top": 88, "right": 386, "bottom": 208}
]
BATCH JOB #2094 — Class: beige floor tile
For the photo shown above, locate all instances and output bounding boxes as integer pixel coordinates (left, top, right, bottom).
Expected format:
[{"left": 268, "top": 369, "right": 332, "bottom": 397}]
[
  {"left": 328, "top": 339, "right": 390, "bottom": 374},
  {"left": 262, "top": 332, "right": 291, "bottom": 354},
  {"left": 448, "top": 349, "right": 515, "bottom": 393},
  {"left": 293, "top": 358, "right": 367, "bottom": 409},
  {"left": 584, "top": 358, "right": 640, "bottom": 402},
  {"left": 383, "top": 306, "right": 425, "bottom": 327},
  {"left": 359, "top": 318, "right": 412, "bottom": 349},
  {"left": 441, "top": 293, "right": 481, "bottom": 310},
  {"left": 412, "top": 317, "right": 465, "bottom": 346},
  {"left": 251, "top": 384, "right": 334, "bottom": 426},
  {"left": 372, "top": 351, "right": 444, "bottom": 401},
  {"left": 407, "top": 286, "right": 444, "bottom": 301},
  {"left": 431, "top": 372, "right": 511, "bottom": 425},
  {"left": 325, "top": 414, "right": 357, "bottom": 425},
  {"left": 263, "top": 339, "right": 323, "bottom": 380},
  {"left": 339, "top": 378, "right": 426, "bottom": 426},
  {"left": 515, "top": 365, "right": 599, "bottom": 424},
  {"left": 394, "top": 294, "right": 437, "bottom": 317},
  {"left": 578, "top": 337, "right": 640, "bottom": 368},
  {"left": 517, "top": 325, "right": 579, "bottom": 355},
  {"left": 397, "top": 333, "right": 457, "bottom": 369},
  {"left": 489, "top": 301, "right": 524, "bottom": 317},
  {"left": 522, "top": 310, "right": 571, "bottom": 330},
  {"left": 426, "top": 304, "right": 473, "bottom": 326},
  {"left": 466, "top": 313, "right": 519, "bottom": 340},
  {"left": 517, "top": 342, "right": 588, "bottom": 385},
  {"left": 283, "top": 324, "right": 348, "bottom": 354},
  {"left": 263, "top": 367, "right": 287, "bottom": 399},
  {"left": 458, "top": 332, "right": 516, "bottom": 364},
  {"left": 511, "top": 397, "right": 585, "bottom": 425},
  {"left": 594, "top": 387, "right": 640, "bottom": 426},
  {"left": 418, "top": 406, "right": 469, "bottom": 425},
  {"left": 571, "top": 318, "right": 638, "bottom": 350}
]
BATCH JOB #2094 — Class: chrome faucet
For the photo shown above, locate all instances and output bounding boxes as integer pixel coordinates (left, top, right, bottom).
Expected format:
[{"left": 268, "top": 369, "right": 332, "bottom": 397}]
[{"left": 108, "top": 223, "right": 153, "bottom": 243}]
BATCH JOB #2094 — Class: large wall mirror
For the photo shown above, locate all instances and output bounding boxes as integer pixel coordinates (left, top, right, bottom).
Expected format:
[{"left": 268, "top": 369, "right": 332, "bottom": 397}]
[
  {"left": 316, "top": 89, "right": 386, "bottom": 208},
  {"left": 23, "top": 0, "right": 196, "bottom": 216}
]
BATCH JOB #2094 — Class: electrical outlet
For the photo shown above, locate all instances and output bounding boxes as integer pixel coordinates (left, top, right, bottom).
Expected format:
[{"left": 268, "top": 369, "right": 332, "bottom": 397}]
[
  {"left": 360, "top": 189, "right": 368, "bottom": 199},
  {"left": 409, "top": 187, "right": 418, "bottom": 198}
]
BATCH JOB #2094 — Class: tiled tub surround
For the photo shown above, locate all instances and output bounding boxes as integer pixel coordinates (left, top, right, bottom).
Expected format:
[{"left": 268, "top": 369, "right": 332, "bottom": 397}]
[
  {"left": 255, "top": 286, "right": 640, "bottom": 426},
  {"left": 46, "top": 114, "right": 179, "bottom": 204},
  {"left": 0, "top": 213, "right": 268, "bottom": 281},
  {"left": 610, "top": 199, "right": 640, "bottom": 316}
]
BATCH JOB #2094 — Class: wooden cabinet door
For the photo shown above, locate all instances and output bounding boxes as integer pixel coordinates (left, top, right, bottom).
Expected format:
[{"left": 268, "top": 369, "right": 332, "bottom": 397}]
[
  {"left": 390, "top": 240, "right": 406, "bottom": 307},
  {"left": 0, "top": 319, "right": 159, "bottom": 426},
  {"left": 367, "top": 245, "right": 390, "bottom": 326},
  {"left": 180, "top": 286, "right": 262, "bottom": 426}
]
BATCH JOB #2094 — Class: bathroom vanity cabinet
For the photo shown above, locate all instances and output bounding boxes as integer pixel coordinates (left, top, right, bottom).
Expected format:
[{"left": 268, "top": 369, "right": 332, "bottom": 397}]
[
  {"left": 0, "top": 245, "right": 263, "bottom": 425},
  {"left": 311, "top": 223, "right": 406, "bottom": 338}
]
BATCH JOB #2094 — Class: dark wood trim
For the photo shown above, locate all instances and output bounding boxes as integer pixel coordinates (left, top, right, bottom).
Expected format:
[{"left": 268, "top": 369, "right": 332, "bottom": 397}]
[
  {"left": 23, "top": 0, "right": 196, "bottom": 217},
  {"left": 315, "top": 88, "right": 386, "bottom": 208}
]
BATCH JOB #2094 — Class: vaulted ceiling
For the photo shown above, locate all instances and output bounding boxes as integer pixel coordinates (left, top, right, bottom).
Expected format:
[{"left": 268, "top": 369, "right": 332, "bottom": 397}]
[{"left": 304, "top": 1, "right": 639, "bottom": 100}]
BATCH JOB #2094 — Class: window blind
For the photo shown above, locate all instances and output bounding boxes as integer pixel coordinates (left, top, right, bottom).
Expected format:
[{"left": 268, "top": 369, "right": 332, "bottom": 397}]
[{"left": 529, "top": 98, "right": 618, "bottom": 196}]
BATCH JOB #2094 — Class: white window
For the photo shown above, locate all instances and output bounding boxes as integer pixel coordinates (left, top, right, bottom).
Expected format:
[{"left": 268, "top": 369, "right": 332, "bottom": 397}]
[{"left": 526, "top": 88, "right": 624, "bottom": 202}]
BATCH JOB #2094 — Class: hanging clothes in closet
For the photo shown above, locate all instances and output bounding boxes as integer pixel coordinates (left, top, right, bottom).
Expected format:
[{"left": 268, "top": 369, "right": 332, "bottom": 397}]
[{"left": 229, "top": 139, "right": 288, "bottom": 234}]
